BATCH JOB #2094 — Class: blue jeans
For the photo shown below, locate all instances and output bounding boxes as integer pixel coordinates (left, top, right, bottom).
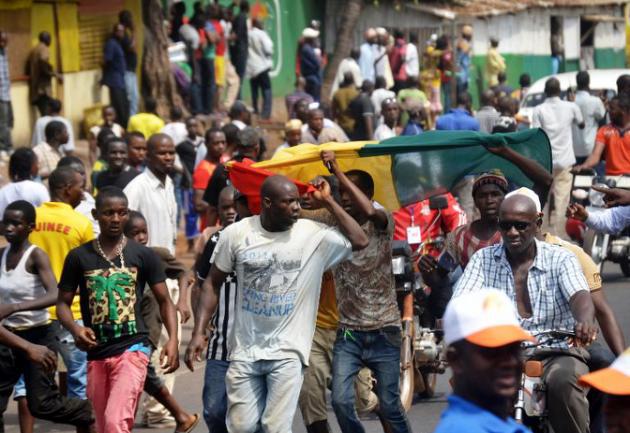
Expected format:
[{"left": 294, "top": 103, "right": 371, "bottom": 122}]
[
  {"left": 203, "top": 359, "right": 230, "bottom": 433},
  {"left": 226, "top": 359, "right": 303, "bottom": 433},
  {"left": 125, "top": 71, "right": 139, "bottom": 117},
  {"left": 51, "top": 320, "right": 88, "bottom": 399},
  {"left": 250, "top": 69, "right": 272, "bottom": 119},
  {"left": 332, "top": 327, "right": 411, "bottom": 433}
]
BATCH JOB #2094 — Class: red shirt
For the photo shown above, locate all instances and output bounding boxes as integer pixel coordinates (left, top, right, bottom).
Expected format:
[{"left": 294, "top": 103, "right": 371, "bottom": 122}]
[
  {"left": 193, "top": 160, "right": 218, "bottom": 191},
  {"left": 597, "top": 124, "right": 630, "bottom": 175},
  {"left": 393, "top": 193, "right": 467, "bottom": 256},
  {"left": 211, "top": 19, "right": 226, "bottom": 56}
]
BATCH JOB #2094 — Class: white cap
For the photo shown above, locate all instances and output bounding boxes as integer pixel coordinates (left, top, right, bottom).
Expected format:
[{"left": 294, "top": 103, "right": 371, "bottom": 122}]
[
  {"left": 505, "top": 187, "right": 542, "bottom": 213},
  {"left": 580, "top": 347, "right": 630, "bottom": 395},
  {"left": 302, "top": 27, "right": 319, "bottom": 39},
  {"left": 443, "top": 289, "right": 536, "bottom": 347},
  {"left": 376, "top": 27, "right": 387, "bottom": 36}
]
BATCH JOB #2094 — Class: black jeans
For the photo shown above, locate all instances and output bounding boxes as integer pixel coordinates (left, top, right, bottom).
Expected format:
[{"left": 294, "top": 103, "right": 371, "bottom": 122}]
[
  {"left": 250, "top": 69, "right": 272, "bottom": 119},
  {"left": 108, "top": 85, "right": 129, "bottom": 129},
  {"left": 33, "top": 95, "right": 53, "bottom": 117},
  {"left": 0, "top": 324, "right": 93, "bottom": 433}
]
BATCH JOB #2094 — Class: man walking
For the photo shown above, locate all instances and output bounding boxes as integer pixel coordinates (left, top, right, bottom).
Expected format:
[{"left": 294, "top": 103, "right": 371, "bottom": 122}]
[
  {"left": 247, "top": 19, "right": 273, "bottom": 120},
  {"left": 30, "top": 166, "right": 95, "bottom": 403},
  {"left": 301, "top": 28, "right": 322, "bottom": 102},
  {"left": 187, "top": 174, "right": 368, "bottom": 433},
  {"left": 103, "top": 24, "right": 128, "bottom": 128},
  {"left": 572, "top": 71, "right": 606, "bottom": 166},
  {"left": 320, "top": 151, "right": 411, "bottom": 433},
  {"left": 27, "top": 32, "right": 61, "bottom": 117},
  {"left": 124, "top": 133, "right": 181, "bottom": 427},
  {"left": 532, "top": 77, "right": 584, "bottom": 238}
]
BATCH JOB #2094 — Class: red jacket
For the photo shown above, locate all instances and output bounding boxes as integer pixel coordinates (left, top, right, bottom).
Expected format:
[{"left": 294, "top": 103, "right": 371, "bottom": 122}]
[{"left": 393, "top": 193, "right": 467, "bottom": 256}]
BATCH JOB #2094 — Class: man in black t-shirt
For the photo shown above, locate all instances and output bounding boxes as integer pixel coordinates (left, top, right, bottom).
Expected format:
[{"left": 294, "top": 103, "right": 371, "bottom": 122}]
[
  {"left": 56, "top": 187, "right": 179, "bottom": 433},
  {"left": 349, "top": 80, "right": 376, "bottom": 140},
  {"left": 95, "top": 137, "right": 140, "bottom": 191}
]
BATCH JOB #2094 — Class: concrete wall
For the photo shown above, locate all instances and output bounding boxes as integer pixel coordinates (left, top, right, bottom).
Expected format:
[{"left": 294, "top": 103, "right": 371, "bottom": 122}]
[{"left": 11, "top": 70, "right": 109, "bottom": 147}]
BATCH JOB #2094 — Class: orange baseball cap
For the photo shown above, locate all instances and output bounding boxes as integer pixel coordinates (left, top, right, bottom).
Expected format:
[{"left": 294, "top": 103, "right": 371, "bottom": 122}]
[
  {"left": 444, "top": 289, "right": 537, "bottom": 348},
  {"left": 579, "top": 348, "right": 630, "bottom": 395}
]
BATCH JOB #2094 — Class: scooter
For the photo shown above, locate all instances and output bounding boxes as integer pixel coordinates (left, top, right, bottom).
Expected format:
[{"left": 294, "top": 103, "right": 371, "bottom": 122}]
[
  {"left": 514, "top": 330, "right": 577, "bottom": 433},
  {"left": 570, "top": 170, "right": 630, "bottom": 275}
]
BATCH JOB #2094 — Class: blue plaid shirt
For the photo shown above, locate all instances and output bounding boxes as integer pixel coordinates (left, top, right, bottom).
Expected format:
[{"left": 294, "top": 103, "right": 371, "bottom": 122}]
[
  {"left": 0, "top": 49, "right": 10, "bottom": 102},
  {"left": 453, "top": 239, "right": 589, "bottom": 348}
]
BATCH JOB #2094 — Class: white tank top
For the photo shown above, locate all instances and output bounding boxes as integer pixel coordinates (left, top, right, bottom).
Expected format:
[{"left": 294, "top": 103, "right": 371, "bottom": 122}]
[{"left": 0, "top": 245, "right": 49, "bottom": 329}]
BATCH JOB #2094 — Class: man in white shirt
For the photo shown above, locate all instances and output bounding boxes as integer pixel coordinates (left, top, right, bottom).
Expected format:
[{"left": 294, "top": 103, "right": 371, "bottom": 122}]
[
  {"left": 246, "top": 19, "right": 273, "bottom": 119},
  {"left": 228, "top": 101, "right": 251, "bottom": 131},
  {"left": 0, "top": 148, "right": 49, "bottom": 216},
  {"left": 187, "top": 175, "right": 368, "bottom": 433},
  {"left": 373, "top": 98, "right": 400, "bottom": 140},
  {"left": 532, "top": 77, "right": 584, "bottom": 238},
  {"left": 124, "top": 133, "right": 177, "bottom": 254},
  {"left": 359, "top": 28, "right": 377, "bottom": 83},
  {"left": 371, "top": 76, "right": 396, "bottom": 120},
  {"left": 332, "top": 49, "right": 362, "bottom": 95},
  {"left": 161, "top": 106, "right": 188, "bottom": 146},
  {"left": 404, "top": 34, "right": 419, "bottom": 79},
  {"left": 31, "top": 98, "right": 75, "bottom": 154},
  {"left": 123, "top": 133, "right": 180, "bottom": 425},
  {"left": 572, "top": 71, "right": 606, "bottom": 164}
]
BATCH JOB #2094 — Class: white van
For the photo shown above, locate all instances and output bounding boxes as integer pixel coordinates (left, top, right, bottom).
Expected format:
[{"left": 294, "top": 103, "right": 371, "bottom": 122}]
[{"left": 518, "top": 69, "right": 630, "bottom": 125}]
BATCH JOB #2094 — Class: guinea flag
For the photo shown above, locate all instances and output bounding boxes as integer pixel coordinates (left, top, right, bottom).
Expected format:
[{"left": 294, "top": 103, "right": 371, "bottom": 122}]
[
  {"left": 252, "top": 128, "right": 552, "bottom": 210},
  {"left": 227, "top": 159, "right": 315, "bottom": 215}
]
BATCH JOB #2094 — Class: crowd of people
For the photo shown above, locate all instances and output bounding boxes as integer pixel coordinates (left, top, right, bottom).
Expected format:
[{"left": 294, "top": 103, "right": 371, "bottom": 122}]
[{"left": 1, "top": 2, "right": 630, "bottom": 433}]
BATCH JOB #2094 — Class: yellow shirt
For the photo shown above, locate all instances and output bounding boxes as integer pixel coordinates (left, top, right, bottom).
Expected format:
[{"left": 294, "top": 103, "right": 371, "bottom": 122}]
[
  {"left": 30, "top": 202, "right": 95, "bottom": 319},
  {"left": 543, "top": 233, "right": 602, "bottom": 292},
  {"left": 316, "top": 271, "right": 339, "bottom": 329},
  {"left": 127, "top": 113, "right": 165, "bottom": 140}
]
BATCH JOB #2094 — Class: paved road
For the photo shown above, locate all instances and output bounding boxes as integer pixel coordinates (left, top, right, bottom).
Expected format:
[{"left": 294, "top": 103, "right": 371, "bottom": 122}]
[{"left": 5, "top": 266, "right": 630, "bottom": 433}]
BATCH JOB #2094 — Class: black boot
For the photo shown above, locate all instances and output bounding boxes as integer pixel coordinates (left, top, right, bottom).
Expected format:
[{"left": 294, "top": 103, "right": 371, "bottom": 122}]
[{"left": 306, "top": 420, "right": 330, "bottom": 433}]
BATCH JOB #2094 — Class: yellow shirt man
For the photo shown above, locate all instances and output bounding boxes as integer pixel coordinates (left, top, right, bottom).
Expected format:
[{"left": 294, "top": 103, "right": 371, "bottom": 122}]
[
  {"left": 127, "top": 112, "right": 165, "bottom": 140},
  {"left": 30, "top": 201, "right": 95, "bottom": 320},
  {"left": 486, "top": 46, "right": 506, "bottom": 88},
  {"left": 543, "top": 232, "right": 602, "bottom": 291}
]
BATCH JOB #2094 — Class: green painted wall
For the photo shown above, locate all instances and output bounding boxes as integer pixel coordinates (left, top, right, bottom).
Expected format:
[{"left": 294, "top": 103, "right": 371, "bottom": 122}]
[
  {"left": 179, "top": 0, "right": 322, "bottom": 98},
  {"left": 595, "top": 48, "right": 626, "bottom": 69}
]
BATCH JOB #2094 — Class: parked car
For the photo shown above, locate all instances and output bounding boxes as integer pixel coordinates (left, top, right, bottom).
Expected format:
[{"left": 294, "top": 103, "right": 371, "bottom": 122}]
[{"left": 518, "top": 69, "right": 630, "bottom": 126}]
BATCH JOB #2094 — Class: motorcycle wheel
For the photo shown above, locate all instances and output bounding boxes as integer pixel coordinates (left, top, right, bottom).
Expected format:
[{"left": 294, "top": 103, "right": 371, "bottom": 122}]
[
  {"left": 620, "top": 257, "right": 630, "bottom": 277},
  {"left": 399, "top": 362, "right": 414, "bottom": 411}
]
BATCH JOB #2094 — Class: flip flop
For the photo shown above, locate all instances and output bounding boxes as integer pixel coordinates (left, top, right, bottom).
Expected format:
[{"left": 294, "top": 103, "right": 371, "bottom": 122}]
[{"left": 174, "top": 413, "right": 200, "bottom": 433}]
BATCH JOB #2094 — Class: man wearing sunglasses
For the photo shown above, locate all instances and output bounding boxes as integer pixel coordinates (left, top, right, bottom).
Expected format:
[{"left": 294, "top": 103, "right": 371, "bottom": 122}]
[{"left": 454, "top": 189, "right": 597, "bottom": 433}]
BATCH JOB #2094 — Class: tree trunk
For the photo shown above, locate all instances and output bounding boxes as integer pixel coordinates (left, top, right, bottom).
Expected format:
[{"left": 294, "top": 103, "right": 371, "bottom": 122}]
[
  {"left": 141, "top": 0, "right": 185, "bottom": 118},
  {"left": 321, "top": 0, "right": 364, "bottom": 102}
]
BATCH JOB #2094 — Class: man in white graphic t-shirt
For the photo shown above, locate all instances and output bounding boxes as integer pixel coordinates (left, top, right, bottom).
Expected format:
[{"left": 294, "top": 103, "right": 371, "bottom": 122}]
[{"left": 187, "top": 175, "right": 368, "bottom": 433}]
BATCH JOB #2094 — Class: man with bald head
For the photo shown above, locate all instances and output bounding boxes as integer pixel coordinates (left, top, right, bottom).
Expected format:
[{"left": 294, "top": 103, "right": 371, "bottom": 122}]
[
  {"left": 125, "top": 133, "right": 183, "bottom": 426},
  {"left": 124, "top": 133, "right": 177, "bottom": 253},
  {"left": 187, "top": 175, "right": 368, "bottom": 433},
  {"left": 454, "top": 191, "right": 597, "bottom": 433}
]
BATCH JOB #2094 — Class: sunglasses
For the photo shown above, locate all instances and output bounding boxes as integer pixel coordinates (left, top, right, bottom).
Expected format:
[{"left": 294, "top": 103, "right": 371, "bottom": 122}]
[{"left": 498, "top": 220, "right": 532, "bottom": 231}]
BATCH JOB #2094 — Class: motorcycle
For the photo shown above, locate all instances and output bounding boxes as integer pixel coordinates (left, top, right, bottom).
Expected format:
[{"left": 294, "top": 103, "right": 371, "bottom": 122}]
[
  {"left": 514, "top": 330, "right": 577, "bottom": 433},
  {"left": 569, "top": 170, "right": 630, "bottom": 275}
]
